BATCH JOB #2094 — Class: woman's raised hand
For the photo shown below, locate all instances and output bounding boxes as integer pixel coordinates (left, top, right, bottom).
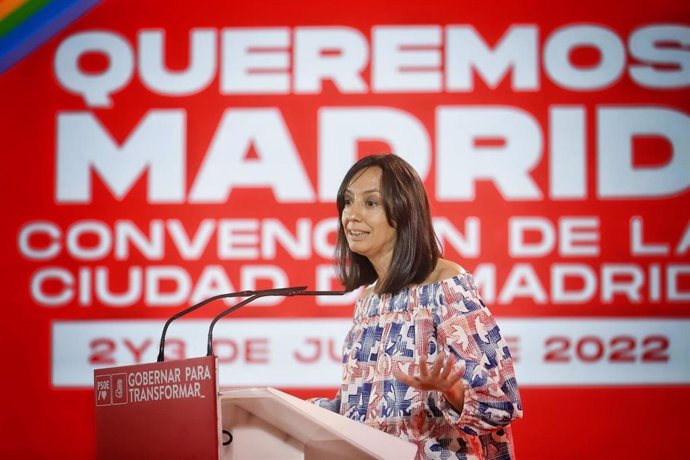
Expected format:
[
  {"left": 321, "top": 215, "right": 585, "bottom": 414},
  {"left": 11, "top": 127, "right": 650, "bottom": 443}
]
[{"left": 393, "top": 347, "right": 466, "bottom": 412}]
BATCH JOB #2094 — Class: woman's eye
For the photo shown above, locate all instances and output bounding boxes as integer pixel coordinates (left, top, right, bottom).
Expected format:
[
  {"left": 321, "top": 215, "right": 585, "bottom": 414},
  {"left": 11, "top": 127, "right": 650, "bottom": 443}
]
[
  {"left": 366, "top": 200, "right": 378, "bottom": 207},
  {"left": 343, "top": 197, "right": 352, "bottom": 206}
]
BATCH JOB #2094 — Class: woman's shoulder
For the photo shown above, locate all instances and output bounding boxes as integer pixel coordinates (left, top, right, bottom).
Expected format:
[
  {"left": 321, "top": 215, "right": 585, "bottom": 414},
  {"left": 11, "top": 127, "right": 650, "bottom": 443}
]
[
  {"left": 357, "top": 259, "right": 468, "bottom": 302},
  {"left": 422, "top": 260, "right": 484, "bottom": 315},
  {"left": 361, "top": 283, "right": 376, "bottom": 299},
  {"left": 424, "top": 258, "right": 466, "bottom": 284}
]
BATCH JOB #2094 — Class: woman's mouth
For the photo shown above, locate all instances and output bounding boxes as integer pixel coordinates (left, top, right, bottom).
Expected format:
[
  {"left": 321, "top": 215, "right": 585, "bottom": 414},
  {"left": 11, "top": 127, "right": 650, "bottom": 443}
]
[{"left": 348, "top": 229, "right": 369, "bottom": 240}]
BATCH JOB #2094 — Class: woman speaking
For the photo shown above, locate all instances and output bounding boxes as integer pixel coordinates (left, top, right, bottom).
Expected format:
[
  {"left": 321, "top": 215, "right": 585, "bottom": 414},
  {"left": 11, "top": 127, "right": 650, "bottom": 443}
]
[{"left": 312, "top": 154, "right": 523, "bottom": 459}]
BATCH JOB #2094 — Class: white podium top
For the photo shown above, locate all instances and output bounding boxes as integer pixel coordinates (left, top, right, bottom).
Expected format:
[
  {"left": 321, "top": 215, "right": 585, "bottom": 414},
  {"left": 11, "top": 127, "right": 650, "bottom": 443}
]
[{"left": 219, "top": 387, "right": 417, "bottom": 460}]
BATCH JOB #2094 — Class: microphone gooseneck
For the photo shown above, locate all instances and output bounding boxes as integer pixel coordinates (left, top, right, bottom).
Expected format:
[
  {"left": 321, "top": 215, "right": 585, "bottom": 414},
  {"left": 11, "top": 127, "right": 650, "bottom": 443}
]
[
  {"left": 205, "top": 288, "right": 347, "bottom": 356},
  {"left": 157, "top": 287, "right": 348, "bottom": 362},
  {"left": 157, "top": 286, "right": 308, "bottom": 362}
]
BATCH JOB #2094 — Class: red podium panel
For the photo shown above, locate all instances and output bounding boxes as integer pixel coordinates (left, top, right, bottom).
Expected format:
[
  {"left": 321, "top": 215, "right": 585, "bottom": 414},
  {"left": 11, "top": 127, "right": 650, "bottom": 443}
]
[{"left": 94, "top": 356, "right": 220, "bottom": 460}]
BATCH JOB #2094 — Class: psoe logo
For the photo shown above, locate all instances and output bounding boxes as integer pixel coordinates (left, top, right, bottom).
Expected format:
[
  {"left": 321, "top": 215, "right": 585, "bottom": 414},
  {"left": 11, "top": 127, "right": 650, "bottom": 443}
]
[
  {"left": 95, "top": 375, "right": 112, "bottom": 406},
  {"left": 112, "top": 373, "right": 128, "bottom": 405}
]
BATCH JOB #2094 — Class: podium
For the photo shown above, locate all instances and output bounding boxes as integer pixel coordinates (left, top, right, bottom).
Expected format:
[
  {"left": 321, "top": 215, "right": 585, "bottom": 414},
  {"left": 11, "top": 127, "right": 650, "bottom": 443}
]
[
  {"left": 95, "top": 356, "right": 416, "bottom": 459},
  {"left": 220, "top": 386, "right": 416, "bottom": 459}
]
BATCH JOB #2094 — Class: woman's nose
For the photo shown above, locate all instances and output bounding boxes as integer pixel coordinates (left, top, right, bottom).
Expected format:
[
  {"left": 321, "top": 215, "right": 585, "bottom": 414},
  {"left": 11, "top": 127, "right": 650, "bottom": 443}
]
[{"left": 344, "top": 204, "right": 362, "bottom": 222}]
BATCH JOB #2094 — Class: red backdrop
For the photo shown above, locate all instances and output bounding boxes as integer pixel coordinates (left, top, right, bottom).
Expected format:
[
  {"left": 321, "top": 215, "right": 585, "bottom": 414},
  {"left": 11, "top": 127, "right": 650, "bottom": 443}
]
[{"left": 1, "top": 0, "right": 689, "bottom": 458}]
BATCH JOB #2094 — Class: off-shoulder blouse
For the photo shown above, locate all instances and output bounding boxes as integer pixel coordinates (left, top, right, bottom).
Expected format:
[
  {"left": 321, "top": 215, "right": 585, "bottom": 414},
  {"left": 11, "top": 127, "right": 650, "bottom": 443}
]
[{"left": 312, "top": 273, "right": 523, "bottom": 460}]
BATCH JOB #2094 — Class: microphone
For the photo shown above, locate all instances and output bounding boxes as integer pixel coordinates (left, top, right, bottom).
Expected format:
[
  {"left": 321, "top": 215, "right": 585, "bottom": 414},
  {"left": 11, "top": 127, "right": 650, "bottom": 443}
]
[
  {"left": 156, "top": 286, "right": 308, "bottom": 362},
  {"left": 205, "top": 289, "right": 347, "bottom": 356}
]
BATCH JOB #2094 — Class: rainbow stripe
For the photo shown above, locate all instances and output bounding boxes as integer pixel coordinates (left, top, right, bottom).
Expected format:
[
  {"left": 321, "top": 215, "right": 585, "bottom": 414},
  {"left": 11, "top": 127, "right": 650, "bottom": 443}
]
[{"left": 0, "top": 0, "right": 101, "bottom": 74}]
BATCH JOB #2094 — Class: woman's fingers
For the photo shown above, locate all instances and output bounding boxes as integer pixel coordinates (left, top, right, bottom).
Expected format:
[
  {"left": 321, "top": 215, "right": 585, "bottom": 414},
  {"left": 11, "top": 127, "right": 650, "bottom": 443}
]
[
  {"left": 418, "top": 355, "right": 430, "bottom": 377},
  {"left": 393, "top": 363, "right": 416, "bottom": 386},
  {"left": 430, "top": 348, "right": 444, "bottom": 377},
  {"left": 447, "top": 361, "right": 465, "bottom": 386},
  {"left": 393, "top": 345, "right": 466, "bottom": 396}
]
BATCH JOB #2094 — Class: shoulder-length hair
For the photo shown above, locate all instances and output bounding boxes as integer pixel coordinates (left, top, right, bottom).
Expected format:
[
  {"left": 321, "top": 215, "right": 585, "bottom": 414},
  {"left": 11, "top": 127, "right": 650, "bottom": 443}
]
[{"left": 335, "top": 154, "right": 440, "bottom": 294}]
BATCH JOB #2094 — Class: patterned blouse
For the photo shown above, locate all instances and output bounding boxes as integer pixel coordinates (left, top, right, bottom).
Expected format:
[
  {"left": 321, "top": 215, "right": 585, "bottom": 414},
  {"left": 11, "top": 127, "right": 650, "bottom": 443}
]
[{"left": 312, "top": 273, "right": 523, "bottom": 459}]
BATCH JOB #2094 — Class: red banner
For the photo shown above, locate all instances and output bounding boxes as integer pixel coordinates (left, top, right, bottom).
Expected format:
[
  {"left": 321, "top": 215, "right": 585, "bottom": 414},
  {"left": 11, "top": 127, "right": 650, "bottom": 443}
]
[{"left": 1, "top": 0, "right": 689, "bottom": 458}]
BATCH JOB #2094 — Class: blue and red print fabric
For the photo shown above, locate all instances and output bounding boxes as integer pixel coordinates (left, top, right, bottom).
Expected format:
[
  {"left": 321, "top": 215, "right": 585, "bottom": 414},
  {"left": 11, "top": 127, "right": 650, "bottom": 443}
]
[{"left": 313, "top": 273, "right": 523, "bottom": 460}]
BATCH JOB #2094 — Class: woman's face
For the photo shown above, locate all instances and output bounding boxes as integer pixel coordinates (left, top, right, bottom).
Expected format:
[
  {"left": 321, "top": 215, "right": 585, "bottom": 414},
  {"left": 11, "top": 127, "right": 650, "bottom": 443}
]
[{"left": 341, "top": 166, "right": 397, "bottom": 267}]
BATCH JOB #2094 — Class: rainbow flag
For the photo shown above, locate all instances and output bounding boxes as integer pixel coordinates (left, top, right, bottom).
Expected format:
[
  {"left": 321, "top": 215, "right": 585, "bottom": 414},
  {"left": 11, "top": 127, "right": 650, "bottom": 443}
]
[{"left": 0, "top": 0, "right": 101, "bottom": 74}]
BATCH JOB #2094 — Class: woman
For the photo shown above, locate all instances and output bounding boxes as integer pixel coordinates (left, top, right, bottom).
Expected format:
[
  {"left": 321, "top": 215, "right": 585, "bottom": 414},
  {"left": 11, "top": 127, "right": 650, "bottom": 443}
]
[{"left": 312, "top": 154, "right": 522, "bottom": 459}]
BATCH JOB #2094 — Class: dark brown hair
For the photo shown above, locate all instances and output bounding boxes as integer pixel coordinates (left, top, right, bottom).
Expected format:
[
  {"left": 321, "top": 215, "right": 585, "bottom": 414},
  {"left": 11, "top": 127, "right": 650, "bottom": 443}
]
[{"left": 335, "top": 154, "right": 440, "bottom": 294}]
